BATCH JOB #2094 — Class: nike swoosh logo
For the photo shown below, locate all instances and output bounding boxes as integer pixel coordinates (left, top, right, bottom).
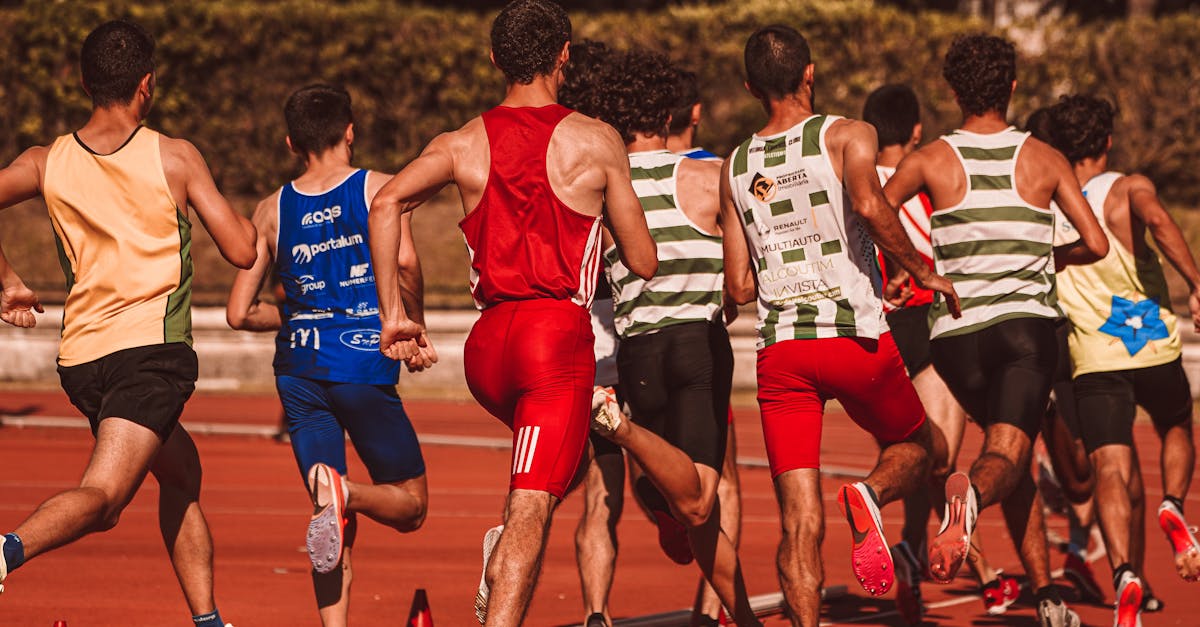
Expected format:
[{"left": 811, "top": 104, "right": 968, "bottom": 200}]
[{"left": 844, "top": 487, "right": 871, "bottom": 545}]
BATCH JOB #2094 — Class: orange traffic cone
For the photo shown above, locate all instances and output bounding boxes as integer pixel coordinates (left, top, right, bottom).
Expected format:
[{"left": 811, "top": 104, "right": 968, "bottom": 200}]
[
  {"left": 53, "top": 622, "right": 68, "bottom": 627},
  {"left": 407, "top": 588, "right": 433, "bottom": 626}
]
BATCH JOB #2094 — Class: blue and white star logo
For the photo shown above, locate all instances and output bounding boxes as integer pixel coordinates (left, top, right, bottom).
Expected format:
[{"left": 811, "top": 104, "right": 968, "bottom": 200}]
[{"left": 1098, "top": 295, "right": 1170, "bottom": 356}]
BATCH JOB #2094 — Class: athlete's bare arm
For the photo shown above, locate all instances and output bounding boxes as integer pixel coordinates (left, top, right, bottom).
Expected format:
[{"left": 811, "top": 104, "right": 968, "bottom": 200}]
[
  {"left": 834, "top": 119, "right": 961, "bottom": 316},
  {"left": 226, "top": 192, "right": 282, "bottom": 332},
  {"left": 590, "top": 123, "right": 657, "bottom": 280},
  {"left": 719, "top": 160, "right": 756, "bottom": 306},
  {"left": 0, "top": 146, "right": 49, "bottom": 327},
  {"left": 160, "top": 137, "right": 257, "bottom": 269},
  {"left": 1024, "top": 140, "right": 1108, "bottom": 268},
  {"left": 1123, "top": 175, "right": 1200, "bottom": 331}
]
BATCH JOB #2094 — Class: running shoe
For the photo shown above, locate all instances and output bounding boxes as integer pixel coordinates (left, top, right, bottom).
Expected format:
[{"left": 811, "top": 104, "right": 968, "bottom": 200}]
[
  {"left": 1062, "top": 551, "right": 1105, "bottom": 604},
  {"left": 891, "top": 541, "right": 924, "bottom": 626},
  {"left": 1038, "top": 597, "right": 1081, "bottom": 627},
  {"left": 837, "top": 482, "right": 894, "bottom": 596},
  {"left": 981, "top": 574, "right": 1020, "bottom": 615},
  {"left": 1142, "top": 590, "right": 1163, "bottom": 613},
  {"left": 1113, "top": 570, "right": 1143, "bottom": 627},
  {"left": 305, "top": 462, "right": 347, "bottom": 574},
  {"left": 652, "top": 510, "right": 694, "bottom": 565},
  {"left": 590, "top": 386, "right": 622, "bottom": 437},
  {"left": 1157, "top": 500, "right": 1200, "bottom": 581},
  {"left": 584, "top": 612, "right": 608, "bottom": 627},
  {"left": 929, "top": 472, "right": 976, "bottom": 584},
  {"left": 475, "top": 524, "right": 504, "bottom": 624}
]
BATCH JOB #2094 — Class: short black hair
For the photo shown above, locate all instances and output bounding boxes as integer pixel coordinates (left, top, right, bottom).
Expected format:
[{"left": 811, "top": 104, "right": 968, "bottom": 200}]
[
  {"left": 1048, "top": 95, "right": 1115, "bottom": 163},
  {"left": 284, "top": 85, "right": 353, "bottom": 157},
  {"left": 594, "top": 49, "right": 678, "bottom": 144},
  {"left": 80, "top": 20, "right": 155, "bottom": 107},
  {"left": 558, "top": 39, "right": 614, "bottom": 118},
  {"left": 1023, "top": 106, "right": 1055, "bottom": 144},
  {"left": 744, "top": 25, "right": 811, "bottom": 101},
  {"left": 942, "top": 34, "right": 1016, "bottom": 117},
  {"left": 667, "top": 68, "right": 699, "bottom": 136},
  {"left": 862, "top": 84, "right": 920, "bottom": 148},
  {"left": 490, "top": 0, "right": 571, "bottom": 85}
]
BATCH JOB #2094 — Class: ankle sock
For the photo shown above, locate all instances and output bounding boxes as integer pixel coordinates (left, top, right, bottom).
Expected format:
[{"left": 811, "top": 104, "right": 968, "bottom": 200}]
[
  {"left": 1165, "top": 495, "right": 1185, "bottom": 514},
  {"left": 859, "top": 482, "right": 880, "bottom": 506},
  {"left": 1034, "top": 584, "right": 1062, "bottom": 605},
  {"left": 1113, "top": 563, "right": 1135, "bottom": 590},
  {"left": 192, "top": 610, "right": 223, "bottom": 627},
  {"left": 1, "top": 533, "right": 25, "bottom": 572}
]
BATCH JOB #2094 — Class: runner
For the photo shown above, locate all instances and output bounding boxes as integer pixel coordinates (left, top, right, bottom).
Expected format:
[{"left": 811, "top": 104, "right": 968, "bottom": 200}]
[
  {"left": 862, "top": 83, "right": 1018, "bottom": 623},
  {"left": 225, "top": 84, "right": 430, "bottom": 626},
  {"left": 365, "top": 2, "right": 657, "bottom": 624},
  {"left": 587, "top": 48, "right": 759, "bottom": 627},
  {"left": 721, "top": 25, "right": 953, "bottom": 626},
  {"left": 883, "top": 34, "right": 1109, "bottom": 627},
  {"left": 1045, "top": 94, "right": 1200, "bottom": 627},
  {"left": 0, "top": 20, "right": 256, "bottom": 627}
]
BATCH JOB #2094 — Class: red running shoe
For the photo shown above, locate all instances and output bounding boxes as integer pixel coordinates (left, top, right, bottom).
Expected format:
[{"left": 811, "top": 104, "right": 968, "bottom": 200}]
[
  {"left": 1063, "top": 551, "right": 1105, "bottom": 604},
  {"left": 838, "top": 482, "right": 894, "bottom": 596},
  {"left": 1157, "top": 500, "right": 1200, "bottom": 581},
  {"left": 653, "top": 510, "right": 693, "bottom": 565},
  {"left": 982, "top": 574, "right": 1020, "bottom": 615},
  {"left": 930, "top": 472, "right": 976, "bottom": 584},
  {"left": 1114, "top": 571, "right": 1143, "bottom": 627}
]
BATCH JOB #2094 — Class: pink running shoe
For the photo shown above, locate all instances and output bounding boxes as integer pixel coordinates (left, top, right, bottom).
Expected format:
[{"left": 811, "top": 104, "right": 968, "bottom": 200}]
[
  {"left": 1062, "top": 551, "right": 1105, "bottom": 604},
  {"left": 929, "top": 472, "right": 976, "bottom": 584},
  {"left": 838, "top": 482, "right": 894, "bottom": 596},
  {"left": 981, "top": 574, "right": 1020, "bottom": 615},
  {"left": 1157, "top": 500, "right": 1200, "bottom": 581},
  {"left": 1114, "top": 571, "right": 1143, "bottom": 627},
  {"left": 653, "top": 510, "right": 694, "bottom": 565}
]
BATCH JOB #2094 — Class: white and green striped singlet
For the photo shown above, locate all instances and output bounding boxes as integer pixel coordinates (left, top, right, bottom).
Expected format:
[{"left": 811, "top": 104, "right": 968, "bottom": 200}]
[
  {"left": 605, "top": 150, "right": 724, "bottom": 338},
  {"left": 728, "top": 114, "right": 886, "bottom": 348},
  {"left": 930, "top": 128, "right": 1059, "bottom": 338}
]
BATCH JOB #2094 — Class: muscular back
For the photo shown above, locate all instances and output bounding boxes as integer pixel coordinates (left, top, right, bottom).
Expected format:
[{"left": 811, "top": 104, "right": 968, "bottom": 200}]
[{"left": 906, "top": 135, "right": 1064, "bottom": 212}]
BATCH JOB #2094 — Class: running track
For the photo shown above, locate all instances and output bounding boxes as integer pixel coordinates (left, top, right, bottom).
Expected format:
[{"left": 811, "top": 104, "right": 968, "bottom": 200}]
[{"left": 0, "top": 391, "right": 1197, "bottom": 626}]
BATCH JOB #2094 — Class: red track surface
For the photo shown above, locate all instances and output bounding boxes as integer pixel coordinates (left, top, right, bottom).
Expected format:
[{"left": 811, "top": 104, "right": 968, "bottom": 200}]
[{"left": 1, "top": 390, "right": 1198, "bottom": 626}]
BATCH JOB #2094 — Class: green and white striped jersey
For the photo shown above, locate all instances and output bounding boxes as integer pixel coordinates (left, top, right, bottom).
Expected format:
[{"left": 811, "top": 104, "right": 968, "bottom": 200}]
[
  {"left": 930, "top": 127, "right": 1060, "bottom": 338},
  {"left": 605, "top": 150, "right": 724, "bottom": 338},
  {"left": 728, "top": 114, "right": 886, "bottom": 348}
]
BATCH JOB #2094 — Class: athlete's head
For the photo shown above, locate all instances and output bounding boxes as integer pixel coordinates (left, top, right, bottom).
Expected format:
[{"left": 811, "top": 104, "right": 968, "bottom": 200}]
[
  {"left": 1048, "top": 95, "right": 1115, "bottom": 164},
  {"left": 863, "top": 84, "right": 921, "bottom": 151},
  {"left": 80, "top": 20, "right": 155, "bottom": 111},
  {"left": 595, "top": 49, "right": 679, "bottom": 144},
  {"left": 559, "top": 39, "right": 615, "bottom": 118},
  {"left": 942, "top": 34, "right": 1016, "bottom": 117},
  {"left": 743, "top": 25, "right": 813, "bottom": 104},
  {"left": 284, "top": 85, "right": 354, "bottom": 158},
  {"left": 1024, "top": 106, "right": 1055, "bottom": 144},
  {"left": 490, "top": 0, "right": 571, "bottom": 86},
  {"left": 668, "top": 68, "right": 701, "bottom": 137}
]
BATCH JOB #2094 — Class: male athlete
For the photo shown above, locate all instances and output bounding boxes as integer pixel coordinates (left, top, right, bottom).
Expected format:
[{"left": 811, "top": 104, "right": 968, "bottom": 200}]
[
  {"left": 0, "top": 20, "right": 256, "bottom": 627},
  {"left": 883, "top": 34, "right": 1108, "bottom": 627},
  {"left": 366, "top": 2, "right": 657, "bottom": 625},
  {"left": 587, "top": 48, "right": 759, "bottom": 626},
  {"left": 721, "top": 25, "right": 953, "bottom": 626},
  {"left": 863, "top": 83, "right": 1018, "bottom": 622},
  {"left": 225, "top": 84, "right": 430, "bottom": 626},
  {"left": 1046, "top": 94, "right": 1200, "bottom": 627}
]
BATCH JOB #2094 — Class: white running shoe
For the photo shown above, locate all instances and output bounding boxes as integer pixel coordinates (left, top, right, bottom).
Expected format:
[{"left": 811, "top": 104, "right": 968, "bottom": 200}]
[
  {"left": 929, "top": 472, "right": 977, "bottom": 583},
  {"left": 475, "top": 524, "right": 504, "bottom": 624},
  {"left": 589, "top": 386, "right": 621, "bottom": 436},
  {"left": 1038, "top": 597, "right": 1081, "bottom": 627},
  {"left": 306, "top": 463, "right": 348, "bottom": 574}
]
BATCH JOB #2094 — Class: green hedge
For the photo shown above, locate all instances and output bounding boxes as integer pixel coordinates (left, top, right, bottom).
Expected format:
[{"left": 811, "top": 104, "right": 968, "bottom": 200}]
[{"left": 1, "top": 0, "right": 1198, "bottom": 306}]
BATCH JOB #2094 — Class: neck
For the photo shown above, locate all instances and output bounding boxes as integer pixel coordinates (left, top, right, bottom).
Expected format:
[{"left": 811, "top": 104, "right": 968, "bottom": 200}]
[
  {"left": 499, "top": 74, "right": 559, "bottom": 108},
  {"left": 759, "top": 93, "right": 814, "bottom": 135},
  {"left": 301, "top": 144, "right": 354, "bottom": 178},
  {"left": 628, "top": 133, "right": 668, "bottom": 153},
  {"left": 80, "top": 103, "right": 143, "bottom": 135},
  {"left": 959, "top": 109, "right": 1010, "bottom": 133},
  {"left": 666, "top": 128, "right": 694, "bottom": 153},
  {"left": 876, "top": 144, "right": 908, "bottom": 168},
  {"left": 1072, "top": 154, "right": 1108, "bottom": 185}
]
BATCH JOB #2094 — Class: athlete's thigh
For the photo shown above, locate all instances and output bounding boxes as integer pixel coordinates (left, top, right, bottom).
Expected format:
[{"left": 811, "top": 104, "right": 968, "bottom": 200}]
[
  {"left": 330, "top": 383, "right": 426, "bottom": 484},
  {"left": 827, "top": 334, "right": 925, "bottom": 446},
  {"left": 1133, "top": 358, "right": 1193, "bottom": 435},
  {"left": 149, "top": 424, "right": 202, "bottom": 496},
  {"left": 911, "top": 364, "right": 968, "bottom": 460},
  {"left": 664, "top": 323, "right": 726, "bottom": 471},
  {"left": 81, "top": 416, "right": 164, "bottom": 506},
  {"left": 1073, "top": 370, "right": 1136, "bottom": 455},
  {"left": 756, "top": 340, "right": 825, "bottom": 478},
  {"left": 983, "top": 318, "right": 1056, "bottom": 440},
  {"left": 616, "top": 332, "right": 670, "bottom": 436},
  {"left": 464, "top": 306, "right": 518, "bottom": 426},
  {"left": 930, "top": 331, "right": 989, "bottom": 423},
  {"left": 276, "top": 375, "right": 348, "bottom": 481}
]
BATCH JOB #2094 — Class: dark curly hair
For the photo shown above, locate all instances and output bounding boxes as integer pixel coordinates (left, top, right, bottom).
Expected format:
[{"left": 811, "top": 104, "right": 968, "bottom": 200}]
[
  {"left": 1048, "top": 95, "right": 1115, "bottom": 163},
  {"left": 81, "top": 20, "right": 155, "bottom": 107},
  {"left": 285, "top": 84, "right": 353, "bottom": 157},
  {"left": 744, "top": 25, "right": 811, "bottom": 101},
  {"left": 490, "top": 0, "right": 571, "bottom": 85},
  {"left": 862, "top": 84, "right": 920, "bottom": 148},
  {"left": 1023, "top": 106, "right": 1055, "bottom": 144},
  {"left": 667, "top": 68, "right": 699, "bottom": 135},
  {"left": 942, "top": 34, "right": 1016, "bottom": 117},
  {"left": 558, "top": 39, "right": 615, "bottom": 118},
  {"left": 593, "top": 49, "right": 680, "bottom": 144}
]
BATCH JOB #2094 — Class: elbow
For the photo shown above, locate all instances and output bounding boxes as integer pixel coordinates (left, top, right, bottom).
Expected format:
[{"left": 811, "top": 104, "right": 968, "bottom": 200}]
[
  {"left": 730, "top": 283, "right": 755, "bottom": 306},
  {"left": 1088, "top": 234, "right": 1110, "bottom": 260},
  {"left": 231, "top": 248, "right": 257, "bottom": 270},
  {"left": 633, "top": 257, "right": 658, "bottom": 280},
  {"left": 225, "top": 308, "right": 246, "bottom": 331}
]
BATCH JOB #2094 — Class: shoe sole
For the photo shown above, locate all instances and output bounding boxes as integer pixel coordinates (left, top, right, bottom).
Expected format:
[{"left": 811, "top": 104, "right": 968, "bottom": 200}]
[
  {"left": 1116, "top": 578, "right": 1143, "bottom": 627},
  {"left": 306, "top": 464, "right": 346, "bottom": 574},
  {"left": 930, "top": 473, "right": 971, "bottom": 584},
  {"left": 475, "top": 524, "right": 504, "bottom": 624},
  {"left": 838, "top": 484, "right": 893, "bottom": 596},
  {"left": 1159, "top": 507, "right": 1200, "bottom": 581},
  {"left": 589, "top": 387, "right": 621, "bottom": 436}
]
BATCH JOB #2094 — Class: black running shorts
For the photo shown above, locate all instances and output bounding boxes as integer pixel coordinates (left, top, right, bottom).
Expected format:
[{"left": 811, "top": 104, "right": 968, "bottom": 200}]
[
  {"left": 930, "top": 317, "right": 1057, "bottom": 439},
  {"left": 1050, "top": 319, "right": 1083, "bottom": 440},
  {"left": 616, "top": 320, "right": 733, "bottom": 471},
  {"left": 886, "top": 304, "right": 933, "bottom": 377},
  {"left": 1074, "top": 357, "right": 1192, "bottom": 454},
  {"left": 58, "top": 342, "right": 198, "bottom": 442}
]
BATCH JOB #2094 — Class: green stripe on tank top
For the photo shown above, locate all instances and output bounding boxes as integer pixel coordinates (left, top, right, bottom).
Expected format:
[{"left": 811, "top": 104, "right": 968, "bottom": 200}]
[
  {"left": 52, "top": 230, "right": 75, "bottom": 292},
  {"left": 934, "top": 239, "right": 1051, "bottom": 260},
  {"left": 821, "top": 240, "right": 842, "bottom": 256},
  {"left": 630, "top": 163, "right": 675, "bottom": 181},
  {"left": 834, "top": 299, "right": 857, "bottom": 337},
  {"left": 764, "top": 136, "right": 788, "bottom": 167},
  {"left": 809, "top": 190, "right": 829, "bottom": 206},
  {"left": 649, "top": 225, "right": 721, "bottom": 244},
  {"left": 732, "top": 138, "right": 752, "bottom": 177},
  {"left": 624, "top": 316, "right": 718, "bottom": 337},
  {"left": 613, "top": 290, "right": 722, "bottom": 318},
  {"left": 743, "top": 208, "right": 756, "bottom": 226},
  {"left": 761, "top": 307, "right": 780, "bottom": 346},
  {"left": 957, "top": 145, "right": 1018, "bottom": 161},
  {"left": 792, "top": 304, "right": 819, "bottom": 339},
  {"left": 639, "top": 194, "right": 676, "bottom": 211},
  {"left": 944, "top": 268, "right": 1050, "bottom": 284},
  {"left": 782, "top": 248, "right": 806, "bottom": 264},
  {"left": 930, "top": 205, "right": 1052, "bottom": 228},
  {"left": 163, "top": 206, "right": 194, "bottom": 345},
  {"left": 757, "top": 256, "right": 768, "bottom": 272},
  {"left": 614, "top": 257, "right": 724, "bottom": 288},
  {"left": 969, "top": 174, "right": 1013, "bottom": 191},
  {"left": 933, "top": 290, "right": 1054, "bottom": 314},
  {"left": 801, "top": 115, "right": 826, "bottom": 157},
  {"left": 770, "top": 198, "right": 794, "bottom": 216}
]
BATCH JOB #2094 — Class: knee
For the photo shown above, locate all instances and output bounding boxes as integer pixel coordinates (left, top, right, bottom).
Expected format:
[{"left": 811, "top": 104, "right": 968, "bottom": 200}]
[
  {"left": 677, "top": 497, "right": 714, "bottom": 529},
  {"left": 782, "top": 509, "right": 824, "bottom": 548},
  {"left": 396, "top": 498, "right": 428, "bottom": 533}
]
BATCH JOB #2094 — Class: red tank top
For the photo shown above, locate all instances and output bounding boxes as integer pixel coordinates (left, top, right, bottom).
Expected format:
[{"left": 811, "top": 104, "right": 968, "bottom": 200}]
[{"left": 460, "top": 105, "right": 603, "bottom": 310}]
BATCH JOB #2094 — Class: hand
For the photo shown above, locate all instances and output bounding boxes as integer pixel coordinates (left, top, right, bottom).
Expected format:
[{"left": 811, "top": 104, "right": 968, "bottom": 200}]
[
  {"left": 915, "top": 272, "right": 961, "bottom": 319},
  {"left": 1189, "top": 288, "right": 1200, "bottom": 333},
  {"left": 722, "top": 300, "right": 739, "bottom": 326},
  {"left": 379, "top": 317, "right": 426, "bottom": 362},
  {"left": 404, "top": 332, "right": 440, "bottom": 372},
  {"left": 0, "top": 283, "right": 43, "bottom": 328},
  {"left": 883, "top": 276, "right": 914, "bottom": 309}
]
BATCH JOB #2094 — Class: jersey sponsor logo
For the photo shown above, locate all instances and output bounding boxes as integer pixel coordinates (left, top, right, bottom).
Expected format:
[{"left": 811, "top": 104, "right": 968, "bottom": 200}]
[
  {"left": 291, "top": 234, "right": 365, "bottom": 264},
  {"left": 339, "top": 328, "right": 382, "bottom": 352},
  {"left": 338, "top": 262, "right": 375, "bottom": 288},
  {"left": 511, "top": 425, "right": 542, "bottom": 475},
  {"left": 775, "top": 169, "right": 810, "bottom": 189},
  {"left": 301, "top": 205, "right": 342, "bottom": 228},
  {"left": 751, "top": 173, "right": 777, "bottom": 202},
  {"left": 289, "top": 327, "right": 321, "bottom": 350},
  {"left": 295, "top": 274, "right": 327, "bottom": 295}
]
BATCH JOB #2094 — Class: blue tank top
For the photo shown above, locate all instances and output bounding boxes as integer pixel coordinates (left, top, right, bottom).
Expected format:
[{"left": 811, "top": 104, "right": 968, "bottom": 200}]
[{"left": 273, "top": 169, "right": 400, "bottom": 385}]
